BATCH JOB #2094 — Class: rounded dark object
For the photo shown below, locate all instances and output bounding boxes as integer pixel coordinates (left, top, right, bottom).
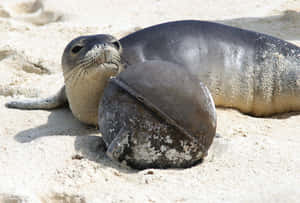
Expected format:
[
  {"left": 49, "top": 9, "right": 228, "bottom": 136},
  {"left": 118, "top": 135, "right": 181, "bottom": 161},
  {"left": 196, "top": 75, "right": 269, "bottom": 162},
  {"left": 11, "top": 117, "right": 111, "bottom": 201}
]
[{"left": 98, "top": 60, "right": 216, "bottom": 169}]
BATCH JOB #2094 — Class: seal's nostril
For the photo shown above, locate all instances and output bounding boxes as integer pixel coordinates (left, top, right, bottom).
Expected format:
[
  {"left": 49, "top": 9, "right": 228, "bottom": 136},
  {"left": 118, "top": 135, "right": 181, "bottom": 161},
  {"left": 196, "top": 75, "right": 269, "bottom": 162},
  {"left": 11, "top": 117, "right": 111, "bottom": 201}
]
[{"left": 112, "top": 41, "right": 121, "bottom": 51}]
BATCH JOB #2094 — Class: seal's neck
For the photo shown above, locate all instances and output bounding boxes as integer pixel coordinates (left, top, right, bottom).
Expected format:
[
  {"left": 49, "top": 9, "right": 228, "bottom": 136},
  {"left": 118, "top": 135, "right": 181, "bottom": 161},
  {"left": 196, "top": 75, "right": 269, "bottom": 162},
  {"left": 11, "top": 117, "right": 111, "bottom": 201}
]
[{"left": 65, "top": 67, "right": 116, "bottom": 126}]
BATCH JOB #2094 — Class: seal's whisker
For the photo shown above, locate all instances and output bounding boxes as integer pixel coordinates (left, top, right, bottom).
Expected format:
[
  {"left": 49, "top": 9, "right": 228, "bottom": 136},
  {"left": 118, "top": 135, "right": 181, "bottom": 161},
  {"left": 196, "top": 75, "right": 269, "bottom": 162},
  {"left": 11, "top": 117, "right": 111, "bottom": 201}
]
[
  {"left": 73, "top": 68, "right": 85, "bottom": 87},
  {"left": 78, "top": 67, "right": 86, "bottom": 80},
  {"left": 65, "top": 65, "right": 83, "bottom": 81},
  {"left": 65, "top": 69, "right": 77, "bottom": 83},
  {"left": 69, "top": 67, "right": 81, "bottom": 87},
  {"left": 82, "top": 68, "right": 87, "bottom": 75},
  {"left": 65, "top": 71, "right": 77, "bottom": 83},
  {"left": 65, "top": 66, "right": 82, "bottom": 83}
]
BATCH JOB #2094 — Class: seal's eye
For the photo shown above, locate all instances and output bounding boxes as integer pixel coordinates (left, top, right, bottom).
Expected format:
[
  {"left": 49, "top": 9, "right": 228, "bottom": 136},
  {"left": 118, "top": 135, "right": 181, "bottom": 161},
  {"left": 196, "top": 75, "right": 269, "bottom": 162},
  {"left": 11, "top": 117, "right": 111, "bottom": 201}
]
[
  {"left": 71, "top": 45, "right": 83, "bottom": 54},
  {"left": 112, "top": 41, "right": 121, "bottom": 51}
]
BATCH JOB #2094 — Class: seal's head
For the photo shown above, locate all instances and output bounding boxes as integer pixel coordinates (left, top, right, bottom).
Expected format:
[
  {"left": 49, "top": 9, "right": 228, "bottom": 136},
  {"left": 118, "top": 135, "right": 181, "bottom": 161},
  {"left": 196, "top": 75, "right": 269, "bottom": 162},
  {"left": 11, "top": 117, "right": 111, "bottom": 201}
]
[
  {"left": 62, "top": 34, "right": 123, "bottom": 80},
  {"left": 61, "top": 34, "right": 123, "bottom": 125}
]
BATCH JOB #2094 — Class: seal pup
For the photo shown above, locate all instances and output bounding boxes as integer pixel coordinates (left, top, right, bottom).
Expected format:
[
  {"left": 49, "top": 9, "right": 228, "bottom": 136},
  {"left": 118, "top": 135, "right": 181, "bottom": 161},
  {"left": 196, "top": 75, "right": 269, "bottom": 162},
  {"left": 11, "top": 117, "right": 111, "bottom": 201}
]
[{"left": 6, "top": 20, "right": 300, "bottom": 121}]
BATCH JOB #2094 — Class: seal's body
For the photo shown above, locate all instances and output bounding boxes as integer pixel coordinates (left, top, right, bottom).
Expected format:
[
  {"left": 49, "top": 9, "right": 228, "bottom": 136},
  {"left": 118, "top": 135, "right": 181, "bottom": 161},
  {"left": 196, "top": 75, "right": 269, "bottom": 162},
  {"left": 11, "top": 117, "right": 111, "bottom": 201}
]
[
  {"left": 119, "top": 21, "right": 300, "bottom": 116},
  {"left": 6, "top": 20, "right": 300, "bottom": 119}
]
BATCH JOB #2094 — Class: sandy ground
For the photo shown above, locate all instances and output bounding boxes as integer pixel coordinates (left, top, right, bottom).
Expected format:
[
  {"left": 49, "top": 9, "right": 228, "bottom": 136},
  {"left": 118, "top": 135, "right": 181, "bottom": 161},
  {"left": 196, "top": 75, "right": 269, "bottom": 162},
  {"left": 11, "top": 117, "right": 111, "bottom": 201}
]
[{"left": 0, "top": 0, "right": 300, "bottom": 202}]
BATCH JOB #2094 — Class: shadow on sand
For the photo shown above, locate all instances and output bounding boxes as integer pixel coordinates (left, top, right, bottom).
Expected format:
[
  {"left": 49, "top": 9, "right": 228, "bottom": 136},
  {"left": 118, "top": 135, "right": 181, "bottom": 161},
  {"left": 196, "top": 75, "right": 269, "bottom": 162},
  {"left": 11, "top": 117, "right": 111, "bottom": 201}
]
[
  {"left": 12, "top": 106, "right": 228, "bottom": 172},
  {"left": 13, "top": 108, "right": 135, "bottom": 172},
  {"left": 14, "top": 108, "right": 96, "bottom": 143}
]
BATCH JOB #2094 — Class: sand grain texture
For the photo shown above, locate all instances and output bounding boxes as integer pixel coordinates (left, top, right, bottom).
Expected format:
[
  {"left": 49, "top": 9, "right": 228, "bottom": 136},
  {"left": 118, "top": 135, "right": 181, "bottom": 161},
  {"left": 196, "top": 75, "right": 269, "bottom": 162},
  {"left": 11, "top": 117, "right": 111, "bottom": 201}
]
[{"left": 0, "top": 0, "right": 300, "bottom": 202}]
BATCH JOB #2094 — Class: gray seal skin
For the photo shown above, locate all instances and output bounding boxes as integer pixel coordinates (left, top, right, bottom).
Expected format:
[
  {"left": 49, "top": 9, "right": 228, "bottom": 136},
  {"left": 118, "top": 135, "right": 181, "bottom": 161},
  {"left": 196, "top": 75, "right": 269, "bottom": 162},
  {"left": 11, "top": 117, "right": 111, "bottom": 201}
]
[
  {"left": 6, "top": 20, "right": 300, "bottom": 120},
  {"left": 119, "top": 21, "right": 300, "bottom": 116},
  {"left": 98, "top": 60, "right": 217, "bottom": 169}
]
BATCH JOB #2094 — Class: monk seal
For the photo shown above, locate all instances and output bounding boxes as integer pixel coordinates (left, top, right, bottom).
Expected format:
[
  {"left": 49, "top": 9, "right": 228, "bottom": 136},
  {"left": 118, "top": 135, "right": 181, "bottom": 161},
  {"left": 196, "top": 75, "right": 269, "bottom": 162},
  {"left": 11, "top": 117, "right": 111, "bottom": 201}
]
[
  {"left": 5, "top": 20, "right": 300, "bottom": 169},
  {"left": 6, "top": 20, "right": 300, "bottom": 119},
  {"left": 98, "top": 60, "right": 216, "bottom": 169}
]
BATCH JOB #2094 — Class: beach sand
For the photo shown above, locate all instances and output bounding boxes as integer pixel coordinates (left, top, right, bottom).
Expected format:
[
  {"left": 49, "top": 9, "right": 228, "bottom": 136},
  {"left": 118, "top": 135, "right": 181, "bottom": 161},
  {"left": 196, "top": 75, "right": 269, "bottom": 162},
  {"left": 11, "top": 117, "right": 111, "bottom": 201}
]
[{"left": 0, "top": 0, "right": 300, "bottom": 202}]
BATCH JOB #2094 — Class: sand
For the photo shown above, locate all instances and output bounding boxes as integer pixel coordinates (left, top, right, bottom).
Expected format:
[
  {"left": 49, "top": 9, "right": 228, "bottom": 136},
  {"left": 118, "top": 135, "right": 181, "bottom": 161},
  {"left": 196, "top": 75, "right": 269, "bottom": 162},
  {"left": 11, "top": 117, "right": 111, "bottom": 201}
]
[{"left": 0, "top": 0, "right": 300, "bottom": 202}]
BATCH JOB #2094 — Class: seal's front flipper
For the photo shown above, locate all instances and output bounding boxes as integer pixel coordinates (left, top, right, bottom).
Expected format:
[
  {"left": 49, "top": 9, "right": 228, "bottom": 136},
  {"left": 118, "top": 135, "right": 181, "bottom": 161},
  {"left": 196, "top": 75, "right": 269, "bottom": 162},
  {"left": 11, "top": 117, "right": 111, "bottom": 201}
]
[
  {"left": 5, "top": 86, "right": 68, "bottom": 110},
  {"left": 106, "top": 128, "right": 130, "bottom": 163}
]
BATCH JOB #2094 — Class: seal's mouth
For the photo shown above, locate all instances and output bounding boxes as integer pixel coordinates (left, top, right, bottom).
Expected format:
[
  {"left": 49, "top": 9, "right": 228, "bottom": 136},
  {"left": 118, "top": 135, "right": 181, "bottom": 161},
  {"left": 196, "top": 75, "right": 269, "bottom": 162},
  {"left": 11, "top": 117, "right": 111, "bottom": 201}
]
[{"left": 83, "top": 44, "right": 121, "bottom": 72}]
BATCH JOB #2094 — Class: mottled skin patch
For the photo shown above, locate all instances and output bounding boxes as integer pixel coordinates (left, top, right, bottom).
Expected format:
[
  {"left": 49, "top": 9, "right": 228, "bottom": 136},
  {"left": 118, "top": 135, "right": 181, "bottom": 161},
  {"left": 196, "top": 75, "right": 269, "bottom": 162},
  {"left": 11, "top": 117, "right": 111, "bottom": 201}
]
[
  {"left": 99, "top": 82, "right": 208, "bottom": 169},
  {"left": 99, "top": 61, "right": 216, "bottom": 169}
]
